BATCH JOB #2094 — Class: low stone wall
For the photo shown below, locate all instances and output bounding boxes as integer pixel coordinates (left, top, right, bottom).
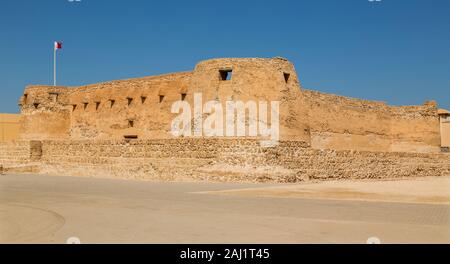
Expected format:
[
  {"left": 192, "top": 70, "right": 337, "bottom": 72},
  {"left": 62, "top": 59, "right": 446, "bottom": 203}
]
[
  {"left": 32, "top": 139, "right": 450, "bottom": 183},
  {"left": 0, "top": 141, "right": 40, "bottom": 167}
]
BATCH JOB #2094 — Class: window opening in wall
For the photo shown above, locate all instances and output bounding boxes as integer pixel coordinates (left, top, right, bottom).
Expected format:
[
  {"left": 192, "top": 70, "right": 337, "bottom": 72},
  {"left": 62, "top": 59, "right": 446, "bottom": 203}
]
[
  {"left": 95, "top": 102, "right": 100, "bottom": 110},
  {"left": 73, "top": 104, "right": 77, "bottom": 111},
  {"left": 83, "top": 102, "right": 88, "bottom": 110},
  {"left": 124, "top": 135, "right": 138, "bottom": 140},
  {"left": 181, "top": 93, "right": 187, "bottom": 101},
  {"left": 49, "top": 93, "right": 59, "bottom": 103},
  {"left": 141, "top": 96, "right": 147, "bottom": 104},
  {"left": 110, "top": 99, "right": 115, "bottom": 108},
  {"left": 159, "top": 95, "right": 165, "bottom": 103},
  {"left": 127, "top": 97, "right": 133, "bottom": 106},
  {"left": 128, "top": 120, "right": 134, "bottom": 128},
  {"left": 33, "top": 103, "right": 39, "bottom": 109},
  {"left": 284, "top": 73, "right": 290, "bottom": 83},
  {"left": 219, "top": 69, "right": 233, "bottom": 81}
]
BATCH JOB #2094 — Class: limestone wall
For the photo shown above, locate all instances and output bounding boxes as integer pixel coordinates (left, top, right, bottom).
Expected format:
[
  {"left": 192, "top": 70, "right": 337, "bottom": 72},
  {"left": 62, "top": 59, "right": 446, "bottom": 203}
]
[
  {"left": 35, "top": 139, "right": 449, "bottom": 183},
  {"left": 19, "top": 86, "right": 71, "bottom": 140},
  {"left": 17, "top": 57, "right": 442, "bottom": 153},
  {"left": 0, "top": 114, "right": 20, "bottom": 142},
  {"left": 68, "top": 72, "right": 193, "bottom": 140},
  {"left": 0, "top": 141, "right": 41, "bottom": 167},
  {"left": 19, "top": 73, "right": 192, "bottom": 140},
  {"left": 18, "top": 58, "right": 311, "bottom": 143},
  {"left": 189, "top": 58, "right": 310, "bottom": 141},
  {"left": 303, "top": 90, "right": 441, "bottom": 153}
]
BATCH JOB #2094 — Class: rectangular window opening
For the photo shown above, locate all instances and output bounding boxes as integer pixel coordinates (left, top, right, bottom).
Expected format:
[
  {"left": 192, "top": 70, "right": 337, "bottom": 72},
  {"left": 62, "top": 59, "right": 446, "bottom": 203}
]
[
  {"left": 181, "top": 93, "right": 187, "bottom": 101},
  {"left": 219, "top": 69, "right": 232, "bottom": 81},
  {"left": 110, "top": 100, "right": 115, "bottom": 108},
  {"left": 159, "top": 95, "right": 165, "bottom": 103},
  {"left": 49, "top": 93, "right": 59, "bottom": 103},
  {"left": 141, "top": 96, "right": 147, "bottom": 104},
  {"left": 72, "top": 104, "right": 77, "bottom": 112},
  {"left": 95, "top": 102, "right": 100, "bottom": 110},
  {"left": 124, "top": 135, "right": 138, "bottom": 140},
  {"left": 83, "top": 102, "right": 88, "bottom": 110},
  {"left": 128, "top": 120, "right": 134, "bottom": 128}
]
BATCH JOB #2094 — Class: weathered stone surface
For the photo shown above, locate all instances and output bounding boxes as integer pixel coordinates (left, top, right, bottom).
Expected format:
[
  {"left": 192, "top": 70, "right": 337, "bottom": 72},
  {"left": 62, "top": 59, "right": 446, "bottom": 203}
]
[
  {"left": 303, "top": 89, "right": 441, "bottom": 153},
  {"left": 1, "top": 139, "right": 448, "bottom": 183},
  {"left": 0, "top": 141, "right": 34, "bottom": 166},
  {"left": 3, "top": 57, "right": 447, "bottom": 183},
  {"left": 17, "top": 57, "right": 441, "bottom": 153}
]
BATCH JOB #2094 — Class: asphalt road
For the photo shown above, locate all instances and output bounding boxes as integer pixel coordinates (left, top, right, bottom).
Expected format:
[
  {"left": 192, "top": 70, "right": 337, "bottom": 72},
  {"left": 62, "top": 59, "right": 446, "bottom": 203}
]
[{"left": 1, "top": 174, "right": 449, "bottom": 243}]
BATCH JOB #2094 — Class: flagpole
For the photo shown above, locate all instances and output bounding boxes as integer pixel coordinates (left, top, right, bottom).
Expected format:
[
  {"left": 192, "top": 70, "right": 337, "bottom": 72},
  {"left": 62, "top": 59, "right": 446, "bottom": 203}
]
[{"left": 53, "top": 45, "right": 56, "bottom": 86}]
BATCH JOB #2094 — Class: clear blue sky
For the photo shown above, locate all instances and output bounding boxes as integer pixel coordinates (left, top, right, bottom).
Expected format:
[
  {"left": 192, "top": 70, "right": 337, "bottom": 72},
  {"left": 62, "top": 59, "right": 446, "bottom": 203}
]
[{"left": 1, "top": 0, "right": 449, "bottom": 113}]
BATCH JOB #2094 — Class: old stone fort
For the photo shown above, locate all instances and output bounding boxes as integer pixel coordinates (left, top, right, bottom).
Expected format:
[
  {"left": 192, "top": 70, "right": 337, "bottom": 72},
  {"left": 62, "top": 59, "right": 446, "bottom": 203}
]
[{"left": 1, "top": 57, "right": 449, "bottom": 182}]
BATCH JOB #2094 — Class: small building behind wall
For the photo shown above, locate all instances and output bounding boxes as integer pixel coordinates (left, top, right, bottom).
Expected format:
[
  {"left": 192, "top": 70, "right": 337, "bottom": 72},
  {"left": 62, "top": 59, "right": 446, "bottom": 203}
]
[
  {"left": 438, "top": 109, "right": 450, "bottom": 152},
  {"left": 0, "top": 113, "right": 20, "bottom": 142}
]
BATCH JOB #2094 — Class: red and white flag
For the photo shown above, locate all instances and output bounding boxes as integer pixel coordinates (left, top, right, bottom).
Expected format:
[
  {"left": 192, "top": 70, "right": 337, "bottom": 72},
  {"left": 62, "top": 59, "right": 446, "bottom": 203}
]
[
  {"left": 54, "top": 41, "right": 62, "bottom": 50},
  {"left": 53, "top": 41, "right": 62, "bottom": 86}
]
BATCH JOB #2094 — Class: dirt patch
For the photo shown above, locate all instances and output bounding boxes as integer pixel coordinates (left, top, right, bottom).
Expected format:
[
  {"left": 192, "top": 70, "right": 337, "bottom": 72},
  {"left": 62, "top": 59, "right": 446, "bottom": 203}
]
[{"left": 200, "top": 177, "right": 450, "bottom": 204}]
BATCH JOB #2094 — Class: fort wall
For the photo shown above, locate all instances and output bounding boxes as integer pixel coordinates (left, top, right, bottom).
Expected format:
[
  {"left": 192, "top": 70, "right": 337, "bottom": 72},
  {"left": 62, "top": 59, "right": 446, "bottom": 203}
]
[
  {"left": 3, "top": 139, "right": 449, "bottom": 182},
  {"left": 0, "top": 141, "right": 41, "bottom": 168},
  {"left": 189, "top": 58, "right": 310, "bottom": 141},
  {"left": 19, "top": 86, "right": 71, "bottom": 140},
  {"left": 19, "top": 58, "right": 310, "bottom": 143},
  {"left": 303, "top": 90, "right": 441, "bottom": 153},
  {"left": 17, "top": 57, "right": 443, "bottom": 153},
  {"left": 68, "top": 72, "right": 193, "bottom": 140},
  {"left": 0, "top": 114, "right": 20, "bottom": 142}
]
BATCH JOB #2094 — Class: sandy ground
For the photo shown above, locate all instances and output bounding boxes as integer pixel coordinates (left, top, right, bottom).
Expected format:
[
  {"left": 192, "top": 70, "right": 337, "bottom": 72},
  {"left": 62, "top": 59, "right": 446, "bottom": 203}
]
[
  {"left": 199, "top": 177, "right": 450, "bottom": 204},
  {"left": 0, "top": 174, "right": 449, "bottom": 244}
]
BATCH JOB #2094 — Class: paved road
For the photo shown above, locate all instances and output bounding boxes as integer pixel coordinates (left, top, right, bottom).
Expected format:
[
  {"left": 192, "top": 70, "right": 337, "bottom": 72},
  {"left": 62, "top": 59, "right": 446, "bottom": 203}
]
[{"left": 1, "top": 174, "right": 449, "bottom": 243}]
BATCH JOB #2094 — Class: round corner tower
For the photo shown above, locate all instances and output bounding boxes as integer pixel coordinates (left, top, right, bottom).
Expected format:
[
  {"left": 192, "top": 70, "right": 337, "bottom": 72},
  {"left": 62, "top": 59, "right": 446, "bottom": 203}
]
[
  {"left": 18, "top": 85, "right": 72, "bottom": 140},
  {"left": 17, "top": 57, "right": 311, "bottom": 143},
  {"left": 188, "top": 57, "right": 311, "bottom": 143}
]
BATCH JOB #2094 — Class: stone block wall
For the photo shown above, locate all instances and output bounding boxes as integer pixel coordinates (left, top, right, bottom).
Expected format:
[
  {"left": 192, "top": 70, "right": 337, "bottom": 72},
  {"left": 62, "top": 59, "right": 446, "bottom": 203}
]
[
  {"left": 18, "top": 58, "right": 311, "bottom": 143},
  {"left": 0, "top": 114, "right": 21, "bottom": 142},
  {"left": 303, "top": 89, "right": 441, "bottom": 153},
  {"left": 32, "top": 139, "right": 450, "bottom": 183},
  {"left": 16, "top": 57, "right": 443, "bottom": 153},
  {"left": 0, "top": 141, "right": 38, "bottom": 167},
  {"left": 18, "top": 86, "right": 72, "bottom": 140}
]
